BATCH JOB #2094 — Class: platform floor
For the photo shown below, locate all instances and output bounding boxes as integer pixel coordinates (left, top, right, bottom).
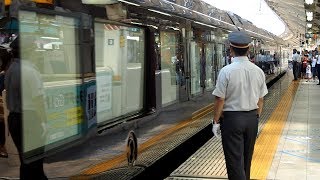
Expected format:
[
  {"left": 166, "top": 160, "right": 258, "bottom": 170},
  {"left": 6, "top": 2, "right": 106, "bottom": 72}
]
[
  {"left": 267, "top": 80, "right": 320, "bottom": 180},
  {"left": 168, "top": 73, "right": 320, "bottom": 180}
]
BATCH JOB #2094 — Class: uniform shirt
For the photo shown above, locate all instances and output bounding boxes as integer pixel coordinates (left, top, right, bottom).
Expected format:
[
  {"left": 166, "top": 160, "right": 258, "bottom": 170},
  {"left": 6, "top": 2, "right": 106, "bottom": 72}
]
[
  {"left": 292, "top": 53, "right": 301, "bottom": 62},
  {"left": 5, "top": 59, "right": 44, "bottom": 113},
  {"left": 212, "top": 56, "right": 268, "bottom": 111}
]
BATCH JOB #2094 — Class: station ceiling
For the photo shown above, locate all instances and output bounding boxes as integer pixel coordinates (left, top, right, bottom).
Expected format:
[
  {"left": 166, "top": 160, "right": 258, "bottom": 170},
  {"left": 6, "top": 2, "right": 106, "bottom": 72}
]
[{"left": 266, "top": 0, "right": 320, "bottom": 47}]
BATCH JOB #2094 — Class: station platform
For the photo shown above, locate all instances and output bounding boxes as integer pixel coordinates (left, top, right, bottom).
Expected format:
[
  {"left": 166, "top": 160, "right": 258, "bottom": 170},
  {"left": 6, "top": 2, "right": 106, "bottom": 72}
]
[{"left": 2, "top": 70, "right": 318, "bottom": 180}]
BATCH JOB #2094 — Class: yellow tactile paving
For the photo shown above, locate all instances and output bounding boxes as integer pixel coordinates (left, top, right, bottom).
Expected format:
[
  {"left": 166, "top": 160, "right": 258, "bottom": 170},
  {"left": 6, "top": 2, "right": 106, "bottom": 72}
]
[{"left": 250, "top": 81, "right": 299, "bottom": 180}]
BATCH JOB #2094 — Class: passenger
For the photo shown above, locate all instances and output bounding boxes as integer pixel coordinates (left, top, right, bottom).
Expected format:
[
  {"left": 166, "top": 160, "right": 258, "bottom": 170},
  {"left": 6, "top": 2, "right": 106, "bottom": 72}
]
[
  {"left": 306, "top": 62, "right": 311, "bottom": 82},
  {"left": 0, "top": 46, "right": 11, "bottom": 158},
  {"left": 301, "top": 54, "right": 308, "bottom": 79},
  {"left": 312, "top": 53, "right": 317, "bottom": 82},
  {"left": 317, "top": 53, "right": 320, "bottom": 85},
  {"left": 5, "top": 37, "right": 48, "bottom": 180},
  {"left": 292, "top": 50, "right": 300, "bottom": 80},
  {"left": 212, "top": 31, "right": 268, "bottom": 180}
]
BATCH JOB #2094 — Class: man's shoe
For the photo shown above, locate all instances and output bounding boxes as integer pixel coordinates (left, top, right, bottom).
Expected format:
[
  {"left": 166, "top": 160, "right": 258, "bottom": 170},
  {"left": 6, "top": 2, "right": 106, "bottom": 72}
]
[{"left": 0, "top": 146, "right": 8, "bottom": 158}]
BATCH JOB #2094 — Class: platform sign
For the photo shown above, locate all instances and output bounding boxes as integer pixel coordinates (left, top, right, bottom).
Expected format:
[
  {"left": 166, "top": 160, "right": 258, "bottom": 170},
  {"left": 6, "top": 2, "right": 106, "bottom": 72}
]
[
  {"left": 44, "top": 84, "right": 83, "bottom": 145},
  {"left": 85, "top": 81, "right": 97, "bottom": 128}
]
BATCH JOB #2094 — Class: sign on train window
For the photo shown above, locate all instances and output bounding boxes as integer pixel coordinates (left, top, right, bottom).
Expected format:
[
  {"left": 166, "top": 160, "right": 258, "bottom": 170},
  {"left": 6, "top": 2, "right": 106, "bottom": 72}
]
[{"left": 17, "top": 9, "right": 86, "bottom": 158}]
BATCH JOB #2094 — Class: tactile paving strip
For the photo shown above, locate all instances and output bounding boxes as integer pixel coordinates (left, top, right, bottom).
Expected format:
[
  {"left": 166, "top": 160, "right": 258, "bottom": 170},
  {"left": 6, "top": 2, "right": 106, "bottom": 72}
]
[{"left": 167, "top": 73, "right": 294, "bottom": 179}]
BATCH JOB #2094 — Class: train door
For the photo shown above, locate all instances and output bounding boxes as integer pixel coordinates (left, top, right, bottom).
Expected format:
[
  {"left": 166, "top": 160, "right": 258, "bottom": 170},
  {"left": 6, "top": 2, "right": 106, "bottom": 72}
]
[
  {"left": 190, "top": 41, "right": 202, "bottom": 96},
  {"left": 159, "top": 31, "right": 180, "bottom": 106}
]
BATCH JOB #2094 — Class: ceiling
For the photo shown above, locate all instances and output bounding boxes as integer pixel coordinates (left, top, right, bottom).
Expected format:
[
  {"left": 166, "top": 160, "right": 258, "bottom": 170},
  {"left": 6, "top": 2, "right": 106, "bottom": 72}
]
[{"left": 266, "top": 0, "right": 306, "bottom": 46}]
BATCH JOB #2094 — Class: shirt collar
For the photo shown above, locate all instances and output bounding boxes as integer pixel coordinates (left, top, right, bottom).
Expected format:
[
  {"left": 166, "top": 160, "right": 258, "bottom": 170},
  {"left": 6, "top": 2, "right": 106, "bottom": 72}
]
[{"left": 232, "top": 56, "right": 249, "bottom": 63}]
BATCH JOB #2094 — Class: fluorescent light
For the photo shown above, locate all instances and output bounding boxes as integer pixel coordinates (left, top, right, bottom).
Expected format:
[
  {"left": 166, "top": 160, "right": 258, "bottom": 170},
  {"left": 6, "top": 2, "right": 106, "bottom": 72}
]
[
  {"left": 306, "top": 12, "right": 313, "bottom": 17},
  {"left": 41, "top": 37, "right": 59, "bottom": 40},
  {"left": 131, "top": 22, "right": 142, "bottom": 25},
  {"left": 305, "top": 0, "right": 313, "bottom": 5},
  {"left": 307, "top": 23, "right": 312, "bottom": 28},
  {"left": 148, "top": 9, "right": 172, "bottom": 17},
  {"left": 118, "top": 0, "right": 140, "bottom": 6},
  {"left": 307, "top": 16, "right": 313, "bottom": 21},
  {"left": 194, "top": 21, "right": 217, "bottom": 29}
]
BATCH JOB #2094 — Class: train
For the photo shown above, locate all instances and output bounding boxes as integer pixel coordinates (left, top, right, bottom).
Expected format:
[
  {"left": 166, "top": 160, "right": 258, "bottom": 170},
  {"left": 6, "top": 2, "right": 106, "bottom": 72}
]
[{"left": 0, "top": 0, "right": 291, "bottom": 161}]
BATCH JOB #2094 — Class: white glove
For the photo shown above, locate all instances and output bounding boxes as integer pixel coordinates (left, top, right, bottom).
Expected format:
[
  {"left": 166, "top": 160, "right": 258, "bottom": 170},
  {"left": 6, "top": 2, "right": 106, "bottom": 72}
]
[{"left": 211, "top": 120, "right": 221, "bottom": 138}]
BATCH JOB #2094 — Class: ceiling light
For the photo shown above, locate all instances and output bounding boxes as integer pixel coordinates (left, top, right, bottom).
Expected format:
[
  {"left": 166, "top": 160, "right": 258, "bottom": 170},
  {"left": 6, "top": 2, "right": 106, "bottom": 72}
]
[
  {"left": 307, "top": 16, "right": 313, "bottom": 21},
  {"left": 118, "top": 0, "right": 140, "bottom": 6},
  {"left": 148, "top": 9, "right": 172, "bottom": 17},
  {"left": 305, "top": 0, "right": 313, "bottom": 4},
  {"left": 306, "top": 12, "right": 313, "bottom": 17},
  {"left": 307, "top": 23, "right": 312, "bottom": 28}
]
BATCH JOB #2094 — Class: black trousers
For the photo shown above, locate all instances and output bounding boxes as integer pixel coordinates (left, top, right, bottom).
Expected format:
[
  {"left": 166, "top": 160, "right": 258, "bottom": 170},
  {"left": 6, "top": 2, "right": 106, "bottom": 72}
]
[
  {"left": 8, "top": 112, "right": 47, "bottom": 180},
  {"left": 221, "top": 110, "right": 258, "bottom": 180}
]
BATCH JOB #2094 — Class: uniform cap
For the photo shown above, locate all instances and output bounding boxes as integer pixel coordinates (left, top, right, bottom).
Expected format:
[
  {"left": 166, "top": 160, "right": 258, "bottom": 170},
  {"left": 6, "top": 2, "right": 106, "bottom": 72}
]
[{"left": 228, "top": 31, "right": 252, "bottom": 48}]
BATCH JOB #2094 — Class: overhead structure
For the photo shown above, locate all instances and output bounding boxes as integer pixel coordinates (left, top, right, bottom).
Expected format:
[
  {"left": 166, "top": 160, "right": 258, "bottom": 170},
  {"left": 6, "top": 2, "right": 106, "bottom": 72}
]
[{"left": 266, "top": 0, "right": 306, "bottom": 47}]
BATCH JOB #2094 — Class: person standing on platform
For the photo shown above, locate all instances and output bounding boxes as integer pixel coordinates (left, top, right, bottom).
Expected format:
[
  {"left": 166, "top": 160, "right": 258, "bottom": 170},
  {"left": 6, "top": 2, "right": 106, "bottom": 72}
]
[
  {"left": 211, "top": 31, "right": 268, "bottom": 180},
  {"left": 292, "top": 49, "right": 300, "bottom": 80},
  {"left": 317, "top": 53, "right": 320, "bottom": 85},
  {"left": 311, "top": 53, "right": 317, "bottom": 82},
  {"left": 5, "top": 37, "right": 48, "bottom": 180}
]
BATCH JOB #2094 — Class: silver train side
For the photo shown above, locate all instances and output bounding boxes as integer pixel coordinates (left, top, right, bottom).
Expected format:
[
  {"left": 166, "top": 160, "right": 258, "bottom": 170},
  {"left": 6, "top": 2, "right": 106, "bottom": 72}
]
[{"left": 0, "top": 0, "right": 291, "bottom": 160}]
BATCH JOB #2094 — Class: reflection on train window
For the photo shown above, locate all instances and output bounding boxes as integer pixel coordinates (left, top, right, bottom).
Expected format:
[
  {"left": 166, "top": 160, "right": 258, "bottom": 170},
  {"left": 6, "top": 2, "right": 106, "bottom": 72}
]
[
  {"left": 190, "top": 41, "right": 201, "bottom": 95},
  {"left": 205, "top": 44, "right": 214, "bottom": 90},
  {"left": 160, "top": 31, "right": 179, "bottom": 106},
  {"left": 19, "top": 11, "right": 79, "bottom": 80},
  {"left": 18, "top": 10, "right": 82, "bottom": 154},
  {"left": 94, "top": 22, "right": 145, "bottom": 124}
]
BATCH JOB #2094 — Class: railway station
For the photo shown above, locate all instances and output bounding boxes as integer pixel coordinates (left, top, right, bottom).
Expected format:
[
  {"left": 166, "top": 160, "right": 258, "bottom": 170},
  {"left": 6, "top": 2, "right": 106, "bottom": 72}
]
[{"left": 0, "top": 0, "right": 319, "bottom": 179}]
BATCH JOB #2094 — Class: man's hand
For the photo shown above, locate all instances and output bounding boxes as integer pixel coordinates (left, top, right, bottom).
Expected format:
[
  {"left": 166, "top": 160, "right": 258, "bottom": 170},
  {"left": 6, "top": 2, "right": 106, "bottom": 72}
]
[{"left": 211, "top": 120, "right": 221, "bottom": 138}]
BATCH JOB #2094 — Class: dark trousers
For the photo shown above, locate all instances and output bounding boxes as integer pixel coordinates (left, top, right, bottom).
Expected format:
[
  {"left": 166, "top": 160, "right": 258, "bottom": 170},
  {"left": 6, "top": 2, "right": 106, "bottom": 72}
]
[
  {"left": 317, "top": 64, "right": 320, "bottom": 83},
  {"left": 8, "top": 112, "right": 47, "bottom": 180},
  {"left": 292, "top": 61, "right": 299, "bottom": 80},
  {"left": 0, "top": 120, "right": 5, "bottom": 145},
  {"left": 221, "top": 110, "right": 258, "bottom": 180}
]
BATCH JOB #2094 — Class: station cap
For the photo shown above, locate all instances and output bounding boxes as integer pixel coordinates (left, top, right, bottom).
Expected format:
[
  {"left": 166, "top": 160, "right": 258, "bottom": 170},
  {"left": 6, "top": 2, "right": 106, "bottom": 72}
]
[{"left": 228, "top": 31, "right": 252, "bottom": 48}]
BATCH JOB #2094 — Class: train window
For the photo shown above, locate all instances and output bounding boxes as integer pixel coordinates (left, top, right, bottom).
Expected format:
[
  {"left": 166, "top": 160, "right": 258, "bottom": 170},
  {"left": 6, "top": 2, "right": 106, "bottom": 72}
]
[
  {"left": 160, "top": 31, "right": 179, "bottom": 106},
  {"left": 190, "top": 41, "right": 201, "bottom": 95},
  {"left": 94, "top": 22, "right": 145, "bottom": 124},
  {"left": 205, "top": 44, "right": 214, "bottom": 90},
  {"left": 17, "top": 10, "right": 83, "bottom": 156}
]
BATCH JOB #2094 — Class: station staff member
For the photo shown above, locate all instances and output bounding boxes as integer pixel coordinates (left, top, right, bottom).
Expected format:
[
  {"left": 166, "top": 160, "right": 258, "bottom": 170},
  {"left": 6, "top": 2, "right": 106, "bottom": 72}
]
[{"left": 212, "top": 31, "right": 268, "bottom": 180}]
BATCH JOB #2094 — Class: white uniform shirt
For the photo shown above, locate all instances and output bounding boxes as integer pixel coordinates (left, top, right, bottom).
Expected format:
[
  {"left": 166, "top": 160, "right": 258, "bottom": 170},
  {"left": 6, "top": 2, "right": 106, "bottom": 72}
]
[
  {"left": 292, "top": 53, "right": 301, "bottom": 62},
  {"left": 212, "top": 56, "right": 268, "bottom": 111}
]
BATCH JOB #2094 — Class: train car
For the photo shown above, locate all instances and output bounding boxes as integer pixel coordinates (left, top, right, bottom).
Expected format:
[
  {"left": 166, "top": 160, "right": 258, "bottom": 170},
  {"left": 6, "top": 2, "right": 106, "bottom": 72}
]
[{"left": 0, "top": 0, "right": 290, "bottom": 162}]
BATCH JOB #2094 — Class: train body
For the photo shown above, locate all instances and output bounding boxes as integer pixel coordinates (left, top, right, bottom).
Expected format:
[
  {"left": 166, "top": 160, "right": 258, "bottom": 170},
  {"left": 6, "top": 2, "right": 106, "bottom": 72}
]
[{"left": 0, "top": 0, "right": 289, "bottom": 161}]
